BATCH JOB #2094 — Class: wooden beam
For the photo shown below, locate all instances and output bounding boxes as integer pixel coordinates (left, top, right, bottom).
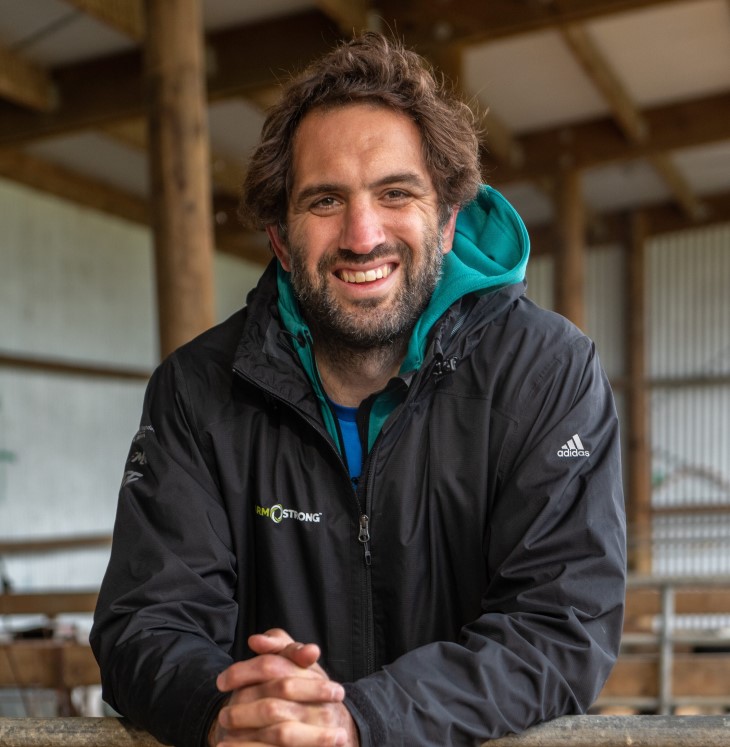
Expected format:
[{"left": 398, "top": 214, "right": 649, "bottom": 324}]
[
  {"left": 0, "top": 591, "right": 98, "bottom": 616},
  {"left": 0, "top": 534, "right": 112, "bottom": 555},
  {"left": 600, "top": 654, "right": 730, "bottom": 699},
  {"left": 489, "top": 91, "right": 730, "bottom": 185},
  {"left": 0, "top": 150, "right": 149, "bottom": 224},
  {"left": 553, "top": 170, "right": 586, "bottom": 329},
  {"left": 101, "top": 119, "right": 245, "bottom": 195},
  {"left": 0, "top": 350, "right": 150, "bottom": 380},
  {"left": 0, "top": 43, "right": 57, "bottom": 111},
  {"left": 373, "top": 0, "right": 684, "bottom": 47},
  {"left": 560, "top": 23, "right": 703, "bottom": 221},
  {"left": 145, "top": 0, "right": 216, "bottom": 357},
  {"left": 0, "top": 149, "right": 267, "bottom": 265},
  {"left": 625, "top": 212, "right": 652, "bottom": 574},
  {"left": 0, "top": 10, "right": 341, "bottom": 148},
  {"left": 528, "top": 188, "right": 730, "bottom": 252},
  {"left": 61, "top": 0, "right": 145, "bottom": 41},
  {"left": 487, "top": 92, "right": 730, "bottom": 184},
  {"left": 0, "top": 641, "right": 99, "bottom": 688},
  {"left": 2, "top": 716, "right": 730, "bottom": 747},
  {"left": 626, "top": 587, "right": 730, "bottom": 622},
  {"left": 644, "top": 188, "right": 730, "bottom": 236},
  {"left": 0, "top": 718, "right": 165, "bottom": 747},
  {"left": 648, "top": 153, "right": 706, "bottom": 221},
  {"left": 560, "top": 23, "right": 646, "bottom": 143}
]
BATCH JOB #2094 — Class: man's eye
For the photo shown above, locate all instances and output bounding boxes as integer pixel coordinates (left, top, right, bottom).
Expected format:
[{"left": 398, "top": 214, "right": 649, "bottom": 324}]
[
  {"left": 312, "top": 196, "right": 338, "bottom": 210},
  {"left": 385, "top": 190, "right": 408, "bottom": 200}
]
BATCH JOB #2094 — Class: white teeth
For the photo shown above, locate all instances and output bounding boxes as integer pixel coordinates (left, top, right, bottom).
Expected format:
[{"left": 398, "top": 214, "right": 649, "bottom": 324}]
[{"left": 340, "top": 265, "right": 392, "bottom": 284}]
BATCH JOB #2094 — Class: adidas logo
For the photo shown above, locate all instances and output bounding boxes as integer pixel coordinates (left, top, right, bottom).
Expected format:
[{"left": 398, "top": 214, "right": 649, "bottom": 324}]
[{"left": 557, "top": 434, "right": 590, "bottom": 457}]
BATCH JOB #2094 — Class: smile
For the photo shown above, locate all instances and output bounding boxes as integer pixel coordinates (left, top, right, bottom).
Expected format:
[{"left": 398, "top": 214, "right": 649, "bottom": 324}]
[{"left": 337, "top": 264, "right": 395, "bottom": 284}]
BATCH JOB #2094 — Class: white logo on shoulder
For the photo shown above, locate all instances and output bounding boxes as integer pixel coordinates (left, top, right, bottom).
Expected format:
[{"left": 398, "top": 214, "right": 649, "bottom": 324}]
[
  {"left": 122, "top": 470, "right": 144, "bottom": 486},
  {"left": 557, "top": 433, "right": 590, "bottom": 457}
]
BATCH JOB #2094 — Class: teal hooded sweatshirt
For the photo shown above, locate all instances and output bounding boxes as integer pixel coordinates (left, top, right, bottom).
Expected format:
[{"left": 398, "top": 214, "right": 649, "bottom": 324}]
[{"left": 276, "top": 185, "right": 530, "bottom": 457}]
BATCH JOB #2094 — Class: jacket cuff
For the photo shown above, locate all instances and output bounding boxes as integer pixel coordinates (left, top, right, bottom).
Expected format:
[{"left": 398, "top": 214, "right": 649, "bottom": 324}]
[
  {"left": 343, "top": 683, "right": 388, "bottom": 747},
  {"left": 179, "top": 673, "right": 230, "bottom": 747}
]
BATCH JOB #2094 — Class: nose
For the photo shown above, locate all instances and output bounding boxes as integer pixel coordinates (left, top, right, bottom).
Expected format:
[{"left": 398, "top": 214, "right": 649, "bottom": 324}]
[{"left": 340, "top": 198, "right": 386, "bottom": 254}]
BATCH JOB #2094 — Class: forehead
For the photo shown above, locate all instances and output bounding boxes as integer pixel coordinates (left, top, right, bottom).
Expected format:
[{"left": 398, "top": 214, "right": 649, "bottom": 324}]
[{"left": 289, "top": 103, "right": 429, "bottom": 187}]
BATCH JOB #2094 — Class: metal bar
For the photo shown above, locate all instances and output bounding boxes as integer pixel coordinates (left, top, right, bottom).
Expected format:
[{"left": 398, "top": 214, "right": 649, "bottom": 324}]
[
  {"left": 658, "top": 583, "right": 675, "bottom": 715},
  {"left": 1, "top": 716, "right": 729, "bottom": 747}
]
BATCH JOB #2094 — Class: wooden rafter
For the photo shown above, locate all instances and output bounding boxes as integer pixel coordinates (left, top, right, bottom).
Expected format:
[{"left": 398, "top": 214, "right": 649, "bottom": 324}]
[
  {"left": 101, "top": 119, "right": 245, "bottom": 194},
  {"left": 422, "top": 42, "right": 523, "bottom": 169},
  {"left": 0, "top": 10, "right": 341, "bottom": 147},
  {"left": 372, "top": 0, "right": 685, "bottom": 46},
  {"left": 486, "top": 90, "right": 730, "bottom": 186},
  {"left": 0, "top": 149, "right": 149, "bottom": 224},
  {"left": 60, "top": 0, "right": 145, "bottom": 41},
  {"left": 0, "top": 42, "right": 56, "bottom": 111},
  {"left": 0, "top": 149, "right": 267, "bottom": 265},
  {"left": 561, "top": 23, "right": 704, "bottom": 220},
  {"left": 560, "top": 24, "right": 646, "bottom": 143}
]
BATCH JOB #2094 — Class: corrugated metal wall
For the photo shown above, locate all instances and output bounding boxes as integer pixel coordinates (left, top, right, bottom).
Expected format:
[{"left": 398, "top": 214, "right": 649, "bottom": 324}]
[{"left": 648, "top": 224, "right": 730, "bottom": 575}]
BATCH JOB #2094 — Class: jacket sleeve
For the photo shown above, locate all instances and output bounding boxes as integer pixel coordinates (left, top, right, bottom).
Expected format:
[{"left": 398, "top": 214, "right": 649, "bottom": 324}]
[
  {"left": 90, "top": 355, "right": 236, "bottom": 747},
  {"left": 344, "top": 332, "right": 627, "bottom": 746}
]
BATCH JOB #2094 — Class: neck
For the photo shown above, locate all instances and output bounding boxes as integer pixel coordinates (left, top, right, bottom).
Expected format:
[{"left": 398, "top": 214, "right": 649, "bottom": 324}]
[{"left": 314, "top": 337, "right": 408, "bottom": 408}]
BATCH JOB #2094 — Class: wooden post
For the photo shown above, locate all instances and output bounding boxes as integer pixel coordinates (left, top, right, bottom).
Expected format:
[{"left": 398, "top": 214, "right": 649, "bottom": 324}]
[
  {"left": 553, "top": 170, "right": 585, "bottom": 330},
  {"left": 626, "top": 211, "right": 653, "bottom": 574},
  {"left": 144, "top": 0, "right": 215, "bottom": 358}
]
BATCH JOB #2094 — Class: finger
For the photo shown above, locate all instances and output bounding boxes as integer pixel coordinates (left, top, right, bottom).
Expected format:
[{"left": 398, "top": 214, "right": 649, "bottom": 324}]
[
  {"left": 221, "top": 695, "right": 348, "bottom": 731},
  {"left": 249, "top": 632, "right": 322, "bottom": 671},
  {"left": 217, "top": 721, "right": 347, "bottom": 747},
  {"left": 226, "top": 678, "right": 345, "bottom": 709},
  {"left": 254, "top": 720, "right": 348, "bottom": 747},
  {"left": 217, "top": 654, "right": 322, "bottom": 692}
]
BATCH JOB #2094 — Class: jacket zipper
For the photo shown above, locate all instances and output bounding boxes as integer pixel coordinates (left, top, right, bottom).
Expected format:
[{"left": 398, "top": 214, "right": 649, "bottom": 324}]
[
  {"left": 357, "top": 446, "right": 379, "bottom": 675},
  {"left": 358, "top": 514, "right": 371, "bottom": 565},
  {"left": 233, "top": 364, "right": 376, "bottom": 674}
]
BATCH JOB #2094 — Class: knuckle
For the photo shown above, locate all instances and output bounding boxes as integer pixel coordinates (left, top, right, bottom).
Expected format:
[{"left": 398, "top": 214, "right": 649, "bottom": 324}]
[
  {"left": 259, "top": 697, "right": 286, "bottom": 722},
  {"left": 276, "top": 677, "right": 299, "bottom": 699},
  {"left": 319, "top": 705, "right": 339, "bottom": 727},
  {"left": 259, "top": 655, "right": 282, "bottom": 678}
]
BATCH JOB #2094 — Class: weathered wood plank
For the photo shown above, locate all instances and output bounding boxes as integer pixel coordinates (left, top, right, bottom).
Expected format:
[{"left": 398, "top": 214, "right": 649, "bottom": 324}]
[{"left": 0, "top": 716, "right": 729, "bottom": 747}]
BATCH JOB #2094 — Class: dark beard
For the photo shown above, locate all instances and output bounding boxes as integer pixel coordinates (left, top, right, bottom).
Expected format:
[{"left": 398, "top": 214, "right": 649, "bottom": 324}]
[{"left": 287, "top": 232, "right": 444, "bottom": 355}]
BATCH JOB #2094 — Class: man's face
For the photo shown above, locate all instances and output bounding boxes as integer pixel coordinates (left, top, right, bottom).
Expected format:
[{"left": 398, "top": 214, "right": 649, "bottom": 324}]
[{"left": 267, "top": 103, "right": 458, "bottom": 349}]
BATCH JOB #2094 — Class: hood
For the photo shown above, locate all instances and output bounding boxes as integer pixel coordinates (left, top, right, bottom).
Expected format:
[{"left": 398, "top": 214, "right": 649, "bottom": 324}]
[
  {"left": 273, "top": 185, "right": 529, "bottom": 453},
  {"left": 402, "top": 184, "right": 530, "bottom": 371}
]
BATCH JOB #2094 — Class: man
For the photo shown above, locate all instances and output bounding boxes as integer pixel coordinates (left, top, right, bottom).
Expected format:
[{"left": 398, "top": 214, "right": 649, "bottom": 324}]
[{"left": 91, "top": 33, "right": 626, "bottom": 747}]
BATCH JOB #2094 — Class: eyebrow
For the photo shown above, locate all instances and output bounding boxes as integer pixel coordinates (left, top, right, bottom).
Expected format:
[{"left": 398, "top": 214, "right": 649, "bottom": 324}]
[{"left": 292, "top": 172, "right": 430, "bottom": 205}]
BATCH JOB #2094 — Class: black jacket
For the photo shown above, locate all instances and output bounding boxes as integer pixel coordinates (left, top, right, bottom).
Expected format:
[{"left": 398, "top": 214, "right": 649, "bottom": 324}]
[{"left": 91, "top": 261, "right": 626, "bottom": 747}]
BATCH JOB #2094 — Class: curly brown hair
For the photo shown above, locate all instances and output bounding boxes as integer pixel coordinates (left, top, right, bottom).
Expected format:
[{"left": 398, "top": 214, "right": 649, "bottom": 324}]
[{"left": 239, "top": 32, "right": 482, "bottom": 231}]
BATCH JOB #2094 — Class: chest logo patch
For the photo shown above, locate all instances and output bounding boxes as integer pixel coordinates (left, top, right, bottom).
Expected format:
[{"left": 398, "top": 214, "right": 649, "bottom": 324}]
[{"left": 256, "top": 503, "right": 323, "bottom": 524}]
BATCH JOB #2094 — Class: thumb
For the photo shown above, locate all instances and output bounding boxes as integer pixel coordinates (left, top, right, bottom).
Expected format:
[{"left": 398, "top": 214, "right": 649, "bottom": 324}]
[{"left": 249, "top": 629, "right": 322, "bottom": 669}]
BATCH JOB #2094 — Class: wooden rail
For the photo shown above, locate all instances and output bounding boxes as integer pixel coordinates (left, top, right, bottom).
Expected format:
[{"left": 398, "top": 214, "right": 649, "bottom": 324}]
[
  {"left": 597, "top": 575, "right": 730, "bottom": 713},
  {"left": 0, "top": 716, "right": 728, "bottom": 747}
]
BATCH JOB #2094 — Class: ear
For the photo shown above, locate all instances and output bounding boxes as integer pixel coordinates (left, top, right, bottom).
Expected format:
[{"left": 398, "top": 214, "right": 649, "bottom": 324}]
[
  {"left": 266, "top": 224, "right": 291, "bottom": 271},
  {"left": 440, "top": 208, "right": 459, "bottom": 255}
]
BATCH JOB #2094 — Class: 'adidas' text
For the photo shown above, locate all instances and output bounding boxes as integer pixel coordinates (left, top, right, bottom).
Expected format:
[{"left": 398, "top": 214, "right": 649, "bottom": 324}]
[{"left": 557, "top": 433, "right": 590, "bottom": 457}]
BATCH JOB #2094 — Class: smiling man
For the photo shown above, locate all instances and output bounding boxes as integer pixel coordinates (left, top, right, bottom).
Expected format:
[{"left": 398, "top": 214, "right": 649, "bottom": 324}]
[{"left": 92, "top": 33, "right": 626, "bottom": 747}]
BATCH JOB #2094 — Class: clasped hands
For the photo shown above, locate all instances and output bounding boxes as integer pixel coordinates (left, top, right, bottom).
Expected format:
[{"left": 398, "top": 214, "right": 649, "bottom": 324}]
[{"left": 209, "top": 628, "right": 360, "bottom": 747}]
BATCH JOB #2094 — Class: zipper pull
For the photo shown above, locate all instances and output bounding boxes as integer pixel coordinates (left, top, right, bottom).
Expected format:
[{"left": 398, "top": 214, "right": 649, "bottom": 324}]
[
  {"left": 358, "top": 515, "right": 372, "bottom": 566},
  {"left": 358, "top": 514, "right": 370, "bottom": 543}
]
